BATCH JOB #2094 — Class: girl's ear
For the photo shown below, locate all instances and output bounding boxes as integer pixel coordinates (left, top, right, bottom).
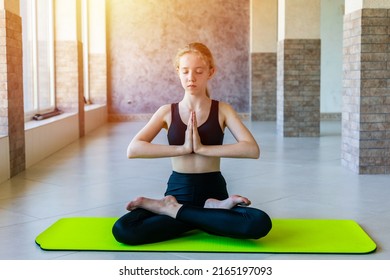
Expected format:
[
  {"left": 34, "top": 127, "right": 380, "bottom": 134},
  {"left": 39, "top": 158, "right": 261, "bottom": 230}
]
[{"left": 208, "top": 67, "right": 216, "bottom": 79}]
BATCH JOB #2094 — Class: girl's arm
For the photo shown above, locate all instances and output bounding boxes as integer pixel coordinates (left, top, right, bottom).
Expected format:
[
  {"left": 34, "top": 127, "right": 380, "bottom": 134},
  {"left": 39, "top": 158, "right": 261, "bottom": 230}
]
[
  {"left": 127, "top": 105, "right": 192, "bottom": 158},
  {"left": 192, "top": 102, "right": 260, "bottom": 159}
]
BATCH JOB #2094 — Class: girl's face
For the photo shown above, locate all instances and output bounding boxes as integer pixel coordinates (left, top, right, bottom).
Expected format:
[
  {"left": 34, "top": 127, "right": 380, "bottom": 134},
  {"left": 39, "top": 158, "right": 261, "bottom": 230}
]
[{"left": 177, "top": 52, "right": 214, "bottom": 96}]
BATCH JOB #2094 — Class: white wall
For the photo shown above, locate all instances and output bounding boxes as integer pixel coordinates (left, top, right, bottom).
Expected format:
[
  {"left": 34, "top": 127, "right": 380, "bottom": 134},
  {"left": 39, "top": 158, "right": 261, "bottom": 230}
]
[
  {"left": 251, "top": 0, "right": 278, "bottom": 53},
  {"left": 345, "top": 0, "right": 390, "bottom": 14},
  {"left": 0, "top": 137, "right": 10, "bottom": 184},
  {"left": 24, "top": 114, "right": 79, "bottom": 168},
  {"left": 320, "top": 0, "right": 344, "bottom": 113},
  {"left": 85, "top": 105, "right": 107, "bottom": 134},
  {"left": 278, "top": 0, "right": 321, "bottom": 40},
  {"left": 23, "top": 106, "right": 107, "bottom": 169}
]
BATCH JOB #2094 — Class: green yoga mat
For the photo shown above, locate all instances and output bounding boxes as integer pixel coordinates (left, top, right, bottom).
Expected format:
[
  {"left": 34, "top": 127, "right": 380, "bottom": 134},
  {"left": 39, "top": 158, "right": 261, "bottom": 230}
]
[{"left": 35, "top": 217, "right": 376, "bottom": 254}]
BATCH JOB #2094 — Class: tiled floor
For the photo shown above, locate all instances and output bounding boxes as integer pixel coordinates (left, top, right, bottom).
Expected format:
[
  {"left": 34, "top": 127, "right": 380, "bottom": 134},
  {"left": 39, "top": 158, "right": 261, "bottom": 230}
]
[{"left": 0, "top": 121, "right": 389, "bottom": 260}]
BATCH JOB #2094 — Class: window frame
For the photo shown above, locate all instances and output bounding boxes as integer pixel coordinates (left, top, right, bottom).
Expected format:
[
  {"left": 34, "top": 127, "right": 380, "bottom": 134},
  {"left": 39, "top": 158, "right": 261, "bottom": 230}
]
[
  {"left": 81, "top": 0, "right": 90, "bottom": 104},
  {"left": 22, "top": 0, "right": 55, "bottom": 121}
]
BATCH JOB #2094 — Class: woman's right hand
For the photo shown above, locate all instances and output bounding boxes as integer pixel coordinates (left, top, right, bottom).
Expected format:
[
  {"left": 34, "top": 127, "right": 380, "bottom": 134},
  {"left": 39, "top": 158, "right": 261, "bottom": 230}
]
[{"left": 182, "top": 112, "right": 193, "bottom": 154}]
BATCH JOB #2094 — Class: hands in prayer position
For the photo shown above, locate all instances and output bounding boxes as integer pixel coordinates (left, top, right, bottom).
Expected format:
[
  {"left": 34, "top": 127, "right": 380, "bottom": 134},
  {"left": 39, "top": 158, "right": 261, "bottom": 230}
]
[{"left": 184, "top": 111, "right": 203, "bottom": 155}]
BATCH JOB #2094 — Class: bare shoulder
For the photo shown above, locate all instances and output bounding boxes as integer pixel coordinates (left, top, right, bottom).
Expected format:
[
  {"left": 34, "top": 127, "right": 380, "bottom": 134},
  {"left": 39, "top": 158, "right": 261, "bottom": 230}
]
[
  {"left": 155, "top": 104, "right": 171, "bottom": 116},
  {"left": 218, "top": 100, "right": 239, "bottom": 119},
  {"left": 217, "top": 101, "right": 242, "bottom": 131},
  {"left": 218, "top": 101, "right": 257, "bottom": 145},
  {"left": 152, "top": 104, "right": 171, "bottom": 129}
]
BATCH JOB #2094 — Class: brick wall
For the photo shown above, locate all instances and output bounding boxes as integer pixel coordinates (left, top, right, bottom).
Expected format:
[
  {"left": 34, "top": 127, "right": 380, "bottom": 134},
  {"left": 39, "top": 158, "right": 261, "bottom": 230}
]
[
  {"left": 89, "top": 53, "right": 107, "bottom": 105},
  {"left": 277, "top": 39, "right": 321, "bottom": 137},
  {"left": 251, "top": 52, "right": 277, "bottom": 121},
  {"left": 342, "top": 9, "right": 390, "bottom": 174},
  {"left": 55, "top": 41, "right": 81, "bottom": 112},
  {"left": 55, "top": 40, "right": 85, "bottom": 137}
]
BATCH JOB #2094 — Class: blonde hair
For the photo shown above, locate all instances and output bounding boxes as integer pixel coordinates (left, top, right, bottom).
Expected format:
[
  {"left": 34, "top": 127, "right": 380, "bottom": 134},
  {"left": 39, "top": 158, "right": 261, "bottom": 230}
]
[{"left": 174, "top": 42, "right": 215, "bottom": 97}]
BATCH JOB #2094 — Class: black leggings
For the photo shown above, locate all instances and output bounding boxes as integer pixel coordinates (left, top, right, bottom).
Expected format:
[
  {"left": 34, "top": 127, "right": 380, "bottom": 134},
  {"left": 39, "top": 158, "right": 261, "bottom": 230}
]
[{"left": 112, "top": 171, "right": 272, "bottom": 245}]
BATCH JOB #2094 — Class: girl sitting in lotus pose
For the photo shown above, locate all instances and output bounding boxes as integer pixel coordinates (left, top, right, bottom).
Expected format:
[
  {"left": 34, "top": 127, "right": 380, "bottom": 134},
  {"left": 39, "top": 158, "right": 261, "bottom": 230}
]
[{"left": 112, "top": 42, "right": 272, "bottom": 245}]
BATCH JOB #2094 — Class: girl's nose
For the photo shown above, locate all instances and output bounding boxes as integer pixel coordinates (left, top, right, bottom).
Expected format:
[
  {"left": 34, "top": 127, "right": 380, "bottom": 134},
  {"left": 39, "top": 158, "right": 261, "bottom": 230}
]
[{"left": 188, "top": 71, "right": 196, "bottom": 81}]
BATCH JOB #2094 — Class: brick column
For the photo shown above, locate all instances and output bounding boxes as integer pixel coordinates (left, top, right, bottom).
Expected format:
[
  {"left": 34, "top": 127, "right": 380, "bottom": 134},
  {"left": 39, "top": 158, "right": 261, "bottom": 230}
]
[
  {"left": 342, "top": 8, "right": 390, "bottom": 174},
  {"left": 0, "top": 10, "right": 26, "bottom": 177},
  {"left": 277, "top": 0, "right": 321, "bottom": 137},
  {"left": 251, "top": 53, "right": 277, "bottom": 120},
  {"left": 277, "top": 39, "right": 321, "bottom": 137},
  {"left": 0, "top": 8, "right": 25, "bottom": 177}
]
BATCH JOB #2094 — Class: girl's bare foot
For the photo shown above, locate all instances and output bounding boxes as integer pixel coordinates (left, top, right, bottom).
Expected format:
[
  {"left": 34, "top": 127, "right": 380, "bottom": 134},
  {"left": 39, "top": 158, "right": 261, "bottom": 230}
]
[
  {"left": 126, "top": 195, "right": 182, "bottom": 218},
  {"left": 204, "top": 195, "right": 251, "bottom": 209}
]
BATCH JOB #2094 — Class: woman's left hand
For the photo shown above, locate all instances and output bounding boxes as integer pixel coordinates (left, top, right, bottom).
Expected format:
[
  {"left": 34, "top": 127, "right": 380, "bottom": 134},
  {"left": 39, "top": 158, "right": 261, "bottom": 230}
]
[{"left": 191, "top": 111, "right": 203, "bottom": 154}]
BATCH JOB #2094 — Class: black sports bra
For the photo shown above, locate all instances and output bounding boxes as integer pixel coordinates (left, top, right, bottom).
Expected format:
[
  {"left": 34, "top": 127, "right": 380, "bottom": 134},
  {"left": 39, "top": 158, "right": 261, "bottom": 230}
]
[{"left": 167, "top": 100, "right": 224, "bottom": 146}]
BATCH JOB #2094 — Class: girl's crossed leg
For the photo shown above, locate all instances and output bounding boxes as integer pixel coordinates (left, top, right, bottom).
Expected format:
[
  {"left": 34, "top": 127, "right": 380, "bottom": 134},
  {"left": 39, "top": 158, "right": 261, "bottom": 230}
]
[{"left": 112, "top": 195, "right": 272, "bottom": 245}]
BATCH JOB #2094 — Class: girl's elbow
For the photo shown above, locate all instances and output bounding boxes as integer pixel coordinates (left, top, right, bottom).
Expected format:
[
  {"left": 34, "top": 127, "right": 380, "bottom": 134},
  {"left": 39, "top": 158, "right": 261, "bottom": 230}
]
[
  {"left": 252, "top": 144, "right": 260, "bottom": 159},
  {"left": 241, "top": 141, "right": 260, "bottom": 159},
  {"left": 127, "top": 143, "right": 138, "bottom": 158},
  {"left": 252, "top": 149, "right": 260, "bottom": 159},
  {"left": 127, "top": 148, "right": 134, "bottom": 159}
]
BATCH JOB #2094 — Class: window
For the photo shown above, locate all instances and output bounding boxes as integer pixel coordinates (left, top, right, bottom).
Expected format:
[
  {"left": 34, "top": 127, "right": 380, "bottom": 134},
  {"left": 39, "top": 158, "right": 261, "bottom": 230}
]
[
  {"left": 81, "top": 0, "right": 90, "bottom": 104},
  {"left": 21, "top": 0, "right": 55, "bottom": 120}
]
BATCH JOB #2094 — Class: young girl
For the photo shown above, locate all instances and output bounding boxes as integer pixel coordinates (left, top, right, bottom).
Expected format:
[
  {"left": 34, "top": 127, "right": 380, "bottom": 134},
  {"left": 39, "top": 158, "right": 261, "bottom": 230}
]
[{"left": 112, "top": 42, "right": 272, "bottom": 245}]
